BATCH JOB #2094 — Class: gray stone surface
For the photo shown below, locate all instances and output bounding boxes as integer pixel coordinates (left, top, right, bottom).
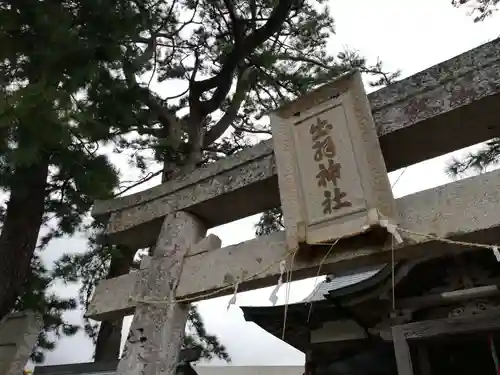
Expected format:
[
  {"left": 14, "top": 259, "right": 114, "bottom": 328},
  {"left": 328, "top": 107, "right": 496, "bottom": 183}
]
[
  {"left": 270, "top": 70, "right": 397, "bottom": 250},
  {"left": 102, "top": 142, "right": 278, "bottom": 247},
  {"left": 116, "top": 212, "right": 214, "bottom": 375},
  {"left": 175, "top": 155, "right": 500, "bottom": 295},
  {"left": 87, "top": 234, "right": 222, "bottom": 321},
  {"left": 87, "top": 169, "right": 500, "bottom": 320},
  {"left": 93, "top": 38, "right": 500, "bottom": 248},
  {"left": 0, "top": 312, "right": 43, "bottom": 375}
]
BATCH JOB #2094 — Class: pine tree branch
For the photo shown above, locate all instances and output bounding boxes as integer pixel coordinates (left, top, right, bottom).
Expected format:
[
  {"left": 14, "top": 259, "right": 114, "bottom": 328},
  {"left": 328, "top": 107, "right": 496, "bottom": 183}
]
[
  {"left": 446, "top": 138, "right": 500, "bottom": 177},
  {"left": 248, "top": 55, "right": 299, "bottom": 98},
  {"left": 123, "top": 49, "right": 181, "bottom": 134},
  {"left": 232, "top": 124, "right": 271, "bottom": 135},
  {"left": 203, "top": 67, "right": 255, "bottom": 147},
  {"left": 222, "top": 0, "right": 243, "bottom": 43},
  {"left": 115, "top": 169, "right": 162, "bottom": 197},
  {"left": 188, "top": 51, "right": 203, "bottom": 114},
  {"left": 130, "top": 37, "right": 157, "bottom": 74},
  {"left": 123, "top": 35, "right": 171, "bottom": 122},
  {"left": 274, "top": 53, "right": 331, "bottom": 69},
  {"left": 452, "top": 0, "right": 498, "bottom": 22},
  {"left": 250, "top": 0, "right": 257, "bottom": 31},
  {"left": 273, "top": 52, "right": 399, "bottom": 86},
  {"left": 191, "top": 0, "right": 295, "bottom": 116},
  {"left": 178, "top": 0, "right": 202, "bottom": 35},
  {"left": 190, "top": 51, "right": 201, "bottom": 85},
  {"left": 203, "top": 144, "right": 243, "bottom": 156},
  {"left": 165, "top": 87, "right": 189, "bottom": 101}
]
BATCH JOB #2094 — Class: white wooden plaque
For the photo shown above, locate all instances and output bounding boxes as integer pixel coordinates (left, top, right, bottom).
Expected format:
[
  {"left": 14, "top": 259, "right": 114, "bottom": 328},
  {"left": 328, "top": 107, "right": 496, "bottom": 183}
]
[{"left": 270, "top": 70, "right": 398, "bottom": 250}]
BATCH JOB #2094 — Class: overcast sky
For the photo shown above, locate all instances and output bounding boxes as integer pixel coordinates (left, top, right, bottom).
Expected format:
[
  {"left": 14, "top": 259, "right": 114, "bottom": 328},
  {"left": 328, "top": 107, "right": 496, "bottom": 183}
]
[{"left": 37, "top": 0, "right": 500, "bottom": 368}]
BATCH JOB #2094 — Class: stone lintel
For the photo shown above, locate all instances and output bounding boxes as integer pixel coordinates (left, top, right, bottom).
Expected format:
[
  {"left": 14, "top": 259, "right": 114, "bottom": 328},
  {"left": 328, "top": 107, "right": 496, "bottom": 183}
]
[{"left": 86, "top": 169, "right": 500, "bottom": 320}]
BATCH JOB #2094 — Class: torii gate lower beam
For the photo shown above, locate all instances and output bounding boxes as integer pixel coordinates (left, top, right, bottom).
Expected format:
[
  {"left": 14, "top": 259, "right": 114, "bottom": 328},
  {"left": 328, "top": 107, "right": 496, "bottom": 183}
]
[{"left": 88, "top": 168, "right": 500, "bottom": 321}]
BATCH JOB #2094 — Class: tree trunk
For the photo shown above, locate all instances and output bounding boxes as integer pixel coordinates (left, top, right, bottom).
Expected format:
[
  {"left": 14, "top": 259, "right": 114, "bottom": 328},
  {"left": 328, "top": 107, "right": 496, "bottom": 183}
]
[
  {"left": 94, "top": 246, "right": 136, "bottom": 362},
  {"left": 0, "top": 160, "right": 49, "bottom": 321}
]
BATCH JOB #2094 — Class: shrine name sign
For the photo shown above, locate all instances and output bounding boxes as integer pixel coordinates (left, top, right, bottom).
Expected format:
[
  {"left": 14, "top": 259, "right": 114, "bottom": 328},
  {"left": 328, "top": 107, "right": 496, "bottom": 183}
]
[{"left": 270, "top": 70, "right": 398, "bottom": 250}]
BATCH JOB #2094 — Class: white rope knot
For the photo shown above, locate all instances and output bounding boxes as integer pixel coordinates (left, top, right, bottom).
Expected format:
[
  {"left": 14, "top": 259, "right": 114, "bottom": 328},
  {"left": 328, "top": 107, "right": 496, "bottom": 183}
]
[{"left": 269, "top": 259, "right": 287, "bottom": 305}]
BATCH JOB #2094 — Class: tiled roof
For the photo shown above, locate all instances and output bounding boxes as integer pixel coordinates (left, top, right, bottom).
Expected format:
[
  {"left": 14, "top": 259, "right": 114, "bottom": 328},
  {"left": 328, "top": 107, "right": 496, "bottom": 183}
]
[{"left": 302, "top": 266, "right": 383, "bottom": 303}]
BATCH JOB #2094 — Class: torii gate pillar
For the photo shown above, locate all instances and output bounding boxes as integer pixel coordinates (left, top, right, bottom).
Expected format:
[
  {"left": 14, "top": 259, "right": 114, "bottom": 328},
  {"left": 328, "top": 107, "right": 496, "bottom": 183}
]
[{"left": 116, "top": 212, "right": 207, "bottom": 375}]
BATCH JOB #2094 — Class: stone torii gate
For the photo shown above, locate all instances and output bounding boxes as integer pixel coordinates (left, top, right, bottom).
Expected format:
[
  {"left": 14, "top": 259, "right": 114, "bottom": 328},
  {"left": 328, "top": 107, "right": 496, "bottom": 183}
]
[{"left": 86, "top": 38, "right": 500, "bottom": 375}]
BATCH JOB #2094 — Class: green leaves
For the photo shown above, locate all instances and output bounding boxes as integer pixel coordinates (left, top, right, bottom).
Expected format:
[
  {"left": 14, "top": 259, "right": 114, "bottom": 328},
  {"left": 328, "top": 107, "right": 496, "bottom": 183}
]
[
  {"left": 446, "top": 138, "right": 500, "bottom": 178},
  {"left": 0, "top": 0, "right": 401, "bottom": 363},
  {"left": 255, "top": 207, "right": 284, "bottom": 236},
  {"left": 0, "top": 0, "right": 145, "bottom": 361},
  {"left": 186, "top": 305, "right": 231, "bottom": 362},
  {"left": 15, "top": 254, "right": 79, "bottom": 364}
]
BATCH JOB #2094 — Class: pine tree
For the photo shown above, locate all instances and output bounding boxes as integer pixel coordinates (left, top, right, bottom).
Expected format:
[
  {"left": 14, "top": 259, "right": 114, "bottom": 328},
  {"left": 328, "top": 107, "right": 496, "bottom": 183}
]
[
  {"left": 54, "top": 228, "right": 230, "bottom": 363},
  {"left": 14, "top": 255, "right": 79, "bottom": 363},
  {"left": 255, "top": 208, "right": 285, "bottom": 237},
  {"left": 108, "top": 0, "right": 400, "bottom": 249},
  {"left": 447, "top": 0, "right": 499, "bottom": 175},
  {"left": 63, "top": 0, "right": 399, "bottom": 362},
  {"left": 0, "top": 0, "right": 234, "bottom": 363},
  {"left": 0, "top": 0, "right": 156, "bottom": 362},
  {"left": 446, "top": 139, "right": 500, "bottom": 177},
  {"left": 452, "top": 0, "right": 498, "bottom": 22},
  {"left": 75, "top": 0, "right": 399, "bottom": 361},
  {"left": 1, "top": 0, "right": 398, "bottom": 363}
]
